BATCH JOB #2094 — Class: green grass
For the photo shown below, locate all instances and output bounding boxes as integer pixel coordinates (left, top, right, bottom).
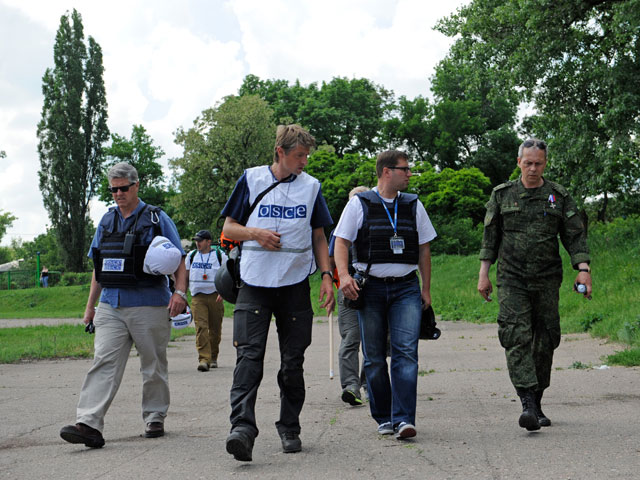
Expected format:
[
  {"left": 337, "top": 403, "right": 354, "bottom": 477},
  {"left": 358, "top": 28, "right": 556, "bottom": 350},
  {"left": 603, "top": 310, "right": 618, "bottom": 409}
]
[
  {"left": 0, "top": 285, "right": 91, "bottom": 318},
  {"left": 0, "top": 323, "right": 197, "bottom": 364}
]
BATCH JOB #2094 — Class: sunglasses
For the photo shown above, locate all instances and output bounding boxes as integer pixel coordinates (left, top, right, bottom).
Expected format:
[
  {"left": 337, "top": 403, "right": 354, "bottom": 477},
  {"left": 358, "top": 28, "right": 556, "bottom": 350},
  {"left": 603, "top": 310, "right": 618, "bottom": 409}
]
[
  {"left": 108, "top": 182, "right": 136, "bottom": 193},
  {"left": 387, "top": 166, "right": 411, "bottom": 173},
  {"left": 522, "top": 139, "right": 547, "bottom": 150}
]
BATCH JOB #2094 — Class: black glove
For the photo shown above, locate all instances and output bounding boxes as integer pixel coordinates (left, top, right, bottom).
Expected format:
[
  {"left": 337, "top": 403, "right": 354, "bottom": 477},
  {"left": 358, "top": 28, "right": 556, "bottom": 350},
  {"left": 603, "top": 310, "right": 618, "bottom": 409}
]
[{"left": 85, "top": 321, "right": 95, "bottom": 334}]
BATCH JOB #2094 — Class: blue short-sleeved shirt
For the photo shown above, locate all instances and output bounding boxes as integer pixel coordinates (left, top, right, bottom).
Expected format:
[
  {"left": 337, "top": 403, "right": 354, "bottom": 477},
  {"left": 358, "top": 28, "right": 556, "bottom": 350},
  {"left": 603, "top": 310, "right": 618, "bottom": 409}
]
[
  {"left": 221, "top": 170, "right": 333, "bottom": 229},
  {"left": 89, "top": 200, "right": 185, "bottom": 308}
]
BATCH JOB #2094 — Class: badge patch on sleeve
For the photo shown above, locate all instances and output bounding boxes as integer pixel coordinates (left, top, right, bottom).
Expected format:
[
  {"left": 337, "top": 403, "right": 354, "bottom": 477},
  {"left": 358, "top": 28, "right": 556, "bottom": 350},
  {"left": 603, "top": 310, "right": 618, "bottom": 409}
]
[{"left": 103, "top": 258, "right": 125, "bottom": 272}]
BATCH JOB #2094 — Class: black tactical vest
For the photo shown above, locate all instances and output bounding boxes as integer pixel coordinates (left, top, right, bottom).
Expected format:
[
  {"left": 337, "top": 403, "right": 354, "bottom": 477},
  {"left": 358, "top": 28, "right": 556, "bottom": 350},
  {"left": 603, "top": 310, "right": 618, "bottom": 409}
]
[
  {"left": 354, "top": 190, "right": 419, "bottom": 265},
  {"left": 93, "top": 204, "right": 165, "bottom": 288}
]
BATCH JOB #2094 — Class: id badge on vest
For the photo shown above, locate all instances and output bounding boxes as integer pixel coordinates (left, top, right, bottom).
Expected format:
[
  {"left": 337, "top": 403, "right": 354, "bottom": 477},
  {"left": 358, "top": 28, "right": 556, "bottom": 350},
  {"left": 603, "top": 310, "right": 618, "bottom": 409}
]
[{"left": 390, "top": 234, "right": 405, "bottom": 254}]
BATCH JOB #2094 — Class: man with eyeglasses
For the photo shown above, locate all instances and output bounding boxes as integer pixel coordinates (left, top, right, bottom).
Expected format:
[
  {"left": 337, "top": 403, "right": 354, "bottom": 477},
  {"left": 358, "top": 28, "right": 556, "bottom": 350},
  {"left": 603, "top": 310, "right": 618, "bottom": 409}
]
[
  {"left": 60, "top": 162, "right": 187, "bottom": 448},
  {"left": 478, "top": 138, "right": 592, "bottom": 431},
  {"left": 334, "top": 150, "right": 437, "bottom": 440}
]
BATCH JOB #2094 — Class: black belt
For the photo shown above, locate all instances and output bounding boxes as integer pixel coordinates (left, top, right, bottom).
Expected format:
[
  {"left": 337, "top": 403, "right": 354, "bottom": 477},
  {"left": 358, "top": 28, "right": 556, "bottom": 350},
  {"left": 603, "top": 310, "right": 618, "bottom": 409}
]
[{"left": 368, "top": 271, "right": 416, "bottom": 283}]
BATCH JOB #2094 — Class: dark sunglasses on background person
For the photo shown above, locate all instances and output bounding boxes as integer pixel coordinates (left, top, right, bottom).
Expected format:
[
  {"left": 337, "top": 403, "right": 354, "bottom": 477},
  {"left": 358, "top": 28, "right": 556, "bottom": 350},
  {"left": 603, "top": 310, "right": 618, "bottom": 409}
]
[
  {"left": 108, "top": 182, "right": 136, "bottom": 193},
  {"left": 522, "top": 139, "right": 547, "bottom": 150}
]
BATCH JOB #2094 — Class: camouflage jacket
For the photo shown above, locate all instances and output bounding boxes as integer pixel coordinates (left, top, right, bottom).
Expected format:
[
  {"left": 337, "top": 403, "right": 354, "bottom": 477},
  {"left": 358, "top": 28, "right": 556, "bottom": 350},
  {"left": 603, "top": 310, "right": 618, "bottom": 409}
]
[{"left": 479, "top": 177, "right": 590, "bottom": 283}]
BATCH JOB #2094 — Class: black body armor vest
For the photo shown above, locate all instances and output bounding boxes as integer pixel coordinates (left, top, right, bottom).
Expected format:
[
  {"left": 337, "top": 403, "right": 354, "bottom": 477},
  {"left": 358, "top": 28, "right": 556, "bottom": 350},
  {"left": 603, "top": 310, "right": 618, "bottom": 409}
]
[
  {"left": 354, "top": 190, "right": 419, "bottom": 265},
  {"left": 93, "top": 204, "right": 165, "bottom": 288}
]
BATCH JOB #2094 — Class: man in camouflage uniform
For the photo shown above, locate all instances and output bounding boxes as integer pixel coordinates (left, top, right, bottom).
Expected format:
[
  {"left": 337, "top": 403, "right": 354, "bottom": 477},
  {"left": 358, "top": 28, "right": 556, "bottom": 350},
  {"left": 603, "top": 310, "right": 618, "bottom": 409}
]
[{"left": 477, "top": 139, "right": 592, "bottom": 431}]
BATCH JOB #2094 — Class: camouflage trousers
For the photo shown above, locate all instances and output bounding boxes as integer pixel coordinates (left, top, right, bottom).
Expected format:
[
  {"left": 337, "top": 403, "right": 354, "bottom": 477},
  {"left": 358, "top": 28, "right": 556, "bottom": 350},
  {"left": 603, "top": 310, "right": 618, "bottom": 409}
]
[{"left": 497, "top": 279, "right": 562, "bottom": 391}]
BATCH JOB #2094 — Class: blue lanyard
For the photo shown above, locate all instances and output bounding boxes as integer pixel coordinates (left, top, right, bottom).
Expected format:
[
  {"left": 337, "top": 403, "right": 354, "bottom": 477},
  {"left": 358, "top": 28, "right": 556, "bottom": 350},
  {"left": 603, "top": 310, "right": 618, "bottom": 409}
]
[
  {"left": 374, "top": 190, "right": 398, "bottom": 235},
  {"left": 200, "top": 251, "right": 212, "bottom": 274}
]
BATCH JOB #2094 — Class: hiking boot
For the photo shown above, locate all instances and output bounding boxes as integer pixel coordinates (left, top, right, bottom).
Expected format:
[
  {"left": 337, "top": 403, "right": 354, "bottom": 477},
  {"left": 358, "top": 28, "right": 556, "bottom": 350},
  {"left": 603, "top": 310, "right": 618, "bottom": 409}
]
[
  {"left": 395, "top": 422, "right": 417, "bottom": 439},
  {"left": 226, "top": 431, "right": 254, "bottom": 461},
  {"left": 377, "top": 422, "right": 394, "bottom": 435},
  {"left": 197, "top": 361, "right": 210, "bottom": 372},
  {"left": 280, "top": 431, "right": 302, "bottom": 453},
  {"left": 144, "top": 422, "right": 164, "bottom": 438},
  {"left": 341, "top": 389, "right": 363, "bottom": 406},
  {"left": 210, "top": 360, "right": 218, "bottom": 368},
  {"left": 60, "top": 423, "right": 105, "bottom": 448},
  {"left": 535, "top": 390, "right": 551, "bottom": 427},
  {"left": 517, "top": 389, "right": 541, "bottom": 431}
]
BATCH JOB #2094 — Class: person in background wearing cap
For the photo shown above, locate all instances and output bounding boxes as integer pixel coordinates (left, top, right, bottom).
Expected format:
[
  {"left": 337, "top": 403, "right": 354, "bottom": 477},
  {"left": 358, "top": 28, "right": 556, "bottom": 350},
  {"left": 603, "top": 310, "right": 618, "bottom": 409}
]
[
  {"left": 220, "top": 124, "right": 335, "bottom": 461},
  {"left": 185, "top": 230, "right": 228, "bottom": 372},
  {"left": 60, "top": 162, "right": 187, "bottom": 449}
]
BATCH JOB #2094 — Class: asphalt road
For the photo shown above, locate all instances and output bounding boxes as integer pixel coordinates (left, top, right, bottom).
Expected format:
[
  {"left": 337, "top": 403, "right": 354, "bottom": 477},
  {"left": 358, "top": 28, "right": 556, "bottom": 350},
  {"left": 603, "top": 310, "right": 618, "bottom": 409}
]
[{"left": 1, "top": 317, "right": 638, "bottom": 479}]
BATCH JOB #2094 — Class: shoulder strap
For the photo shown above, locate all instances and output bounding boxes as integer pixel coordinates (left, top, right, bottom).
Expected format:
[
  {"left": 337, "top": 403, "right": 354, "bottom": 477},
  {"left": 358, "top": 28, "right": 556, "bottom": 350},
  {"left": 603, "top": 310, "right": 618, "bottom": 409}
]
[
  {"left": 213, "top": 246, "right": 222, "bottom": 265},
  {"left": 244, "top": 180, "right": 283, "bottom": 223},
  {"left": 189, "top": 249, "right": 197, "bottom": 264}
]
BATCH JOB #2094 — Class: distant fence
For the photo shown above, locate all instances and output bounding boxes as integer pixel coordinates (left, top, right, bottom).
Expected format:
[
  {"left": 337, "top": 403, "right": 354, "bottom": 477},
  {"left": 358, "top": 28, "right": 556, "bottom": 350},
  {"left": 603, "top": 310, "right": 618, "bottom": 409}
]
[{"left": 0, "top": 270, "right": 75, "bottom": 290}]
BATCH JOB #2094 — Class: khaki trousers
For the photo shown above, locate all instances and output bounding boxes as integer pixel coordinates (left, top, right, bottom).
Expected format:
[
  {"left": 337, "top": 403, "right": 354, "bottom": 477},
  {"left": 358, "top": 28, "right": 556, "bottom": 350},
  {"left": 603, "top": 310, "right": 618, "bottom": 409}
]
[
  {"left": 191, "top": 293, "right": 224, "bottom": 363},
  {"left": 76, "top": 303, "right": 171, "bottom": 432}
]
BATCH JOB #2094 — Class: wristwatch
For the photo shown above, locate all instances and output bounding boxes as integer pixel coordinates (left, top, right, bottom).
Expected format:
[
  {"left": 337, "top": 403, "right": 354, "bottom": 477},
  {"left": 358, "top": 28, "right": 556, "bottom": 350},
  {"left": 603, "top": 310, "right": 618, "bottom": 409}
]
[
  {"left": 174, "top": 289, "right": 188, "bottom": 300},
  {"left": 578, "top": 268, "right": 590, "bottom": 273},
  {"left": 321, "top": 270, "right": 333, "bottom": 280}
]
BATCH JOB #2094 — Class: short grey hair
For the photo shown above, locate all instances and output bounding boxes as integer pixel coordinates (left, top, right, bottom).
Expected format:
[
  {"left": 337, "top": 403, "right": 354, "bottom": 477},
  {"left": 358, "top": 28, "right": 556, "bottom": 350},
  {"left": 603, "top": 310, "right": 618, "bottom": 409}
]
[
  {"left": 107, "top": 162, "right": 139, "bottom": 183},
  {"left": 518, "top": 138, "right": 548, "bottom": 160}
]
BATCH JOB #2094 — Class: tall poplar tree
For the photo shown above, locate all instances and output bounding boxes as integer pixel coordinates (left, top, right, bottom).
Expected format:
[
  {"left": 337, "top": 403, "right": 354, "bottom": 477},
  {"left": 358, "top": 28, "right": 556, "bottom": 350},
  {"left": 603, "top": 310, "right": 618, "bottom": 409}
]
[{"left": 37, "top": 9, "right": 109, "bottom": 272}]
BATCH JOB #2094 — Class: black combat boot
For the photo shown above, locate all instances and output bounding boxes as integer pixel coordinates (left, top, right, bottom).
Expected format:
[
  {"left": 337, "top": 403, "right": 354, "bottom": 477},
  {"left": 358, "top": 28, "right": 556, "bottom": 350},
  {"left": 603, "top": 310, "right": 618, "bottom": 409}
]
[
  {"left": 516, "top": 388, "right": 541, "bottom": 431},
  {"left": 535, "top": 390, "right": 551, "bottom": 427}
]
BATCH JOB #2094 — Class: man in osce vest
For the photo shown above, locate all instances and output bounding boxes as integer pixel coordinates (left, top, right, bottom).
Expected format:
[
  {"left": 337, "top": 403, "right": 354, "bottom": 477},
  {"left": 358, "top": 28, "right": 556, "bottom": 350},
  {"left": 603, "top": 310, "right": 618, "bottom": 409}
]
[
  {"left": 334, "top": 150, "right": 437, "bottom": 441},
  {"left": 220, "top": 124, "right": 335, "bottom": 461},
  {"left": 185, "top": 229, "right": 227, "bottom": 372},
  {"left": 60, "top": 162, "right": 187, "bottom": 448}
]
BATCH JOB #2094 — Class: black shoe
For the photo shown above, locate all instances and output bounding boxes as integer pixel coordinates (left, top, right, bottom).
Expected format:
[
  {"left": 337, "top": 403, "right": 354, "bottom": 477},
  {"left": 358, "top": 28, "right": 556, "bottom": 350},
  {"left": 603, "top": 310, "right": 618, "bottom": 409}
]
[
  {"left": 226, "top": 431, "right": 254, "bottom": 461},
  {"left": 517, "top": 389, "right": 541, "bottom": 431},
  {"left": 144, "top": 422, "right": 165, "bottom": 438},
  {"left": 535, "top": 390, "right": 551, "bottom": 427},
  {"left": 280, "top": 431, "right": 302, "bottom": 453},
  {"left": 341, "top": 389, "right": 364, "bottom": 406},
  {"left": 60, "top": 423, "right": 105, "bottom": 448}
]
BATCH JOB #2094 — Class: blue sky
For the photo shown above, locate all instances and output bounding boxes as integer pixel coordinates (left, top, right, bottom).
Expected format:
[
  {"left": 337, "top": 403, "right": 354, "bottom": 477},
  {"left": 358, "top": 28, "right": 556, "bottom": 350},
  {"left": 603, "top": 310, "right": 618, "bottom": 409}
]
[{"left": 0, "top": 0, "right": 468, "bottom": 245}]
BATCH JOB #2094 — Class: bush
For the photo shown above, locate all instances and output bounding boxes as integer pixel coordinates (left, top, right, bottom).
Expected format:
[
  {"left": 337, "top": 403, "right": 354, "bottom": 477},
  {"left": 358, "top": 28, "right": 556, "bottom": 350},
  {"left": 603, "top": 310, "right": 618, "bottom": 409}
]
[
  {"left": 430, "top": 217, "right": 483, "bottom": 256},
  {"left": 59, "top": 272, "right": 92, "bottom": 286}
]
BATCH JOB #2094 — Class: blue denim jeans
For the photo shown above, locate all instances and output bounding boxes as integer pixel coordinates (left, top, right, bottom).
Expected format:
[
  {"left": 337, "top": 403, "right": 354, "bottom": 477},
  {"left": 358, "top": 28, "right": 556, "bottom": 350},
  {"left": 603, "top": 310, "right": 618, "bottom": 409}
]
[{"left": 358, "top": 274, "right": 422, "bottom": 427}]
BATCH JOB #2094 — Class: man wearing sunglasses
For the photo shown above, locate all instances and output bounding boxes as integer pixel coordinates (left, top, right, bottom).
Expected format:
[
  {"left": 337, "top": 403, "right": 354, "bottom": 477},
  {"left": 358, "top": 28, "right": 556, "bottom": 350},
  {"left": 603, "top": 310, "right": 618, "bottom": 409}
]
[
  {"left": 478, "top": 138, "right": 592, "bottom": 431},
  {"left": 334, "top": 150, "right": 437, "bottom": 441},
  {"left": 60, "top": 162, "right": 187, "bottom": 448}
]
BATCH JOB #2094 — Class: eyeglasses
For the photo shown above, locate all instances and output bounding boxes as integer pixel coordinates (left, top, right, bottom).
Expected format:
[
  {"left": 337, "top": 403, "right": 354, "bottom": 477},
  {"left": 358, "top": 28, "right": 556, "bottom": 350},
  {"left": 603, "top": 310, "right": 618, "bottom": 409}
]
[
  {"left": 108, "top": 182, "right": 136, "bottom": 193},
  {"left": 387, "top": 166, "right": 411, "bottom": 173}
]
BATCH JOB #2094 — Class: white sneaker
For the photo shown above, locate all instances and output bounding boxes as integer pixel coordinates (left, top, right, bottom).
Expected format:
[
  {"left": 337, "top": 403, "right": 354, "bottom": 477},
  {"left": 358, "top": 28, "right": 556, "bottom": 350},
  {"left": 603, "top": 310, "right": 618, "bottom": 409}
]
[
  {"left": 377, "top": 422, "right": 394, "bottom": 435},
  {"left": 395, "top": 422, "right": 416, "bottom": 439}
]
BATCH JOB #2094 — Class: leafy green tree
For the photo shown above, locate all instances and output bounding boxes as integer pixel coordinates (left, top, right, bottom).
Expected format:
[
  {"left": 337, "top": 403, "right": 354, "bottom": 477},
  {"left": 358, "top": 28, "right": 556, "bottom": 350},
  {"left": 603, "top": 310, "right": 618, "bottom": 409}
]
[
  {"left": 239, "top": 75, "right": 393, "bottom": 156},
  {"left": 37, "top": 9, "right": 109, "bottom": 272},
  {"left": 384, "top": 96, "right": 437, "bottom": 163},
  {"left": 437, "top": 0, "right": 640, "bottom": 218},
  {"left": 171, "top": 95, "right": 275, "bottom": 236},
  {"left": 305, "top": 149, "right": 377, "bottom": 223},
  {"left": 99, "top": 125, "right": 166, "bottom": 205},
  {"left": 0, "top": 210, "right": 17, "bottom": 244},
  {"left": 428, "top": 25, "right": 521, "bottom": 186}
]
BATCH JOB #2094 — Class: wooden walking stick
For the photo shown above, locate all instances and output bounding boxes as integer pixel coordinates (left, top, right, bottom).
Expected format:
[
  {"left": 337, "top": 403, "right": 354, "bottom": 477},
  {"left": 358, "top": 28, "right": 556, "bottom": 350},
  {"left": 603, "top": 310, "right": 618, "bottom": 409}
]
[{"left": 329, "top": 311, "right": 334, "bottom": 379}]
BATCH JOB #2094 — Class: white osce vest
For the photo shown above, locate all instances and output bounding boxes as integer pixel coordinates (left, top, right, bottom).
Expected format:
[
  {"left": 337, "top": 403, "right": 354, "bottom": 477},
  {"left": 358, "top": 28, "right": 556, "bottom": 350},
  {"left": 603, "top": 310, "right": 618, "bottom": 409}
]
[{"left": 241, "top": 166, "right": 319, "bottom": 288}]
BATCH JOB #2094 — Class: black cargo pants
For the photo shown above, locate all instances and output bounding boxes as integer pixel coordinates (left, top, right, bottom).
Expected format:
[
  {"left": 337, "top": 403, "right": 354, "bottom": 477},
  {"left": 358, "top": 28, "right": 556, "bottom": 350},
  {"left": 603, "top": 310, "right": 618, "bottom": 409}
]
[{"left": 229, "top": 279, "right": 313, "bottom": 439}]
